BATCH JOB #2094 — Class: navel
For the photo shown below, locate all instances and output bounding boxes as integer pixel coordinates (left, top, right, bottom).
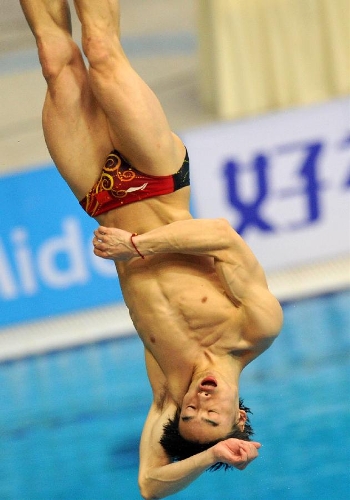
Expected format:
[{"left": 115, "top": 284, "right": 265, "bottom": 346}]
[{"left": 150, "top": 335, "right": 156, "bottom": 344}]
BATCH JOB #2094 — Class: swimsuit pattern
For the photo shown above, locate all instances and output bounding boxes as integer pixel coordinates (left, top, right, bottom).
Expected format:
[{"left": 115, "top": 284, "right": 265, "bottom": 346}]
[{"left": 80, "top": 149, "right": 190, "bottom": 217}]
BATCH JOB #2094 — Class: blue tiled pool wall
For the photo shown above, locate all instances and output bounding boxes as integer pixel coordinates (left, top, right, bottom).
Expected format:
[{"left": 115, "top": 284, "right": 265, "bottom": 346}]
[{"left": 0, "top": 289, "right": 349, "bottom": 500}]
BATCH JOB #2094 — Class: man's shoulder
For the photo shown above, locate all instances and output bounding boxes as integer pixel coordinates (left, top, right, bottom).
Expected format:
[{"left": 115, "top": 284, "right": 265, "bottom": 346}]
[{"left": 244, "top": 286, "right": 283, "bottom": 336}]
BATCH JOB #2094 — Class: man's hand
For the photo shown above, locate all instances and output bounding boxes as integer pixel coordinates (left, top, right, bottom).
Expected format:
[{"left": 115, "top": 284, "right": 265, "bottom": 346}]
[
  {"left": 211, "top": 439, "right": 261, "bottom": 471},
  {"left": 93, "top": 226, "right": 136, "bottom": 260}
]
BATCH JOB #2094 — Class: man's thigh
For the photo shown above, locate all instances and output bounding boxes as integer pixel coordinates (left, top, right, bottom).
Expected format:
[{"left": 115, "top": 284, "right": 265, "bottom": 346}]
[
  {"left": 89, "top": 51, "right": 186, "bottom": 178},
  {"left": 43, "top": 59, "right": 113, "bottom": 201}
]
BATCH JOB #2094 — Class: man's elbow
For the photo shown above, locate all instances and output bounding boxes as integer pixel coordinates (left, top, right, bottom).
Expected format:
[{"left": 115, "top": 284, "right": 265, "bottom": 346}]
[
  {"left": 139, "top": 485, "right": 150, "bottom": 500},
  {"left": 140, "top": 492, "right": 155, "bottom": 500},
  {"left": 270, "top": 298, "right": 284, "bottom": 337},
  {"left": 214, "top": 218, "right": 236, "bottom": 248},
  {"left": 138, "top": 480, "right": 160, "bottom": 500},
  {"left": 140, "top": 490, "right": 160, "bottom": 500}
]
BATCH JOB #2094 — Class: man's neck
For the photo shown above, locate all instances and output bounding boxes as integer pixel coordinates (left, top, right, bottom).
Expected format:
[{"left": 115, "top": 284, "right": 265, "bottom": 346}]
[
  {"left": 167, "top": 352, "right": 243, "bottom": 407},
  {"left": 193, "top": 356, "right": 242, "bottom": 389}
]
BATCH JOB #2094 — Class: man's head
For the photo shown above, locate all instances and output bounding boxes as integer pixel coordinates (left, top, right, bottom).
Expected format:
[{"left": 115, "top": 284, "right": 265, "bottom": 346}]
[
  {"left": 160, "top": 373, "right": 254, "bottom": 470},
  {"left": 178, "top": 373, "right": 246, "bottom": 442},
  {"left": 160, "top": 399, "right": 253, "bottom": 471}
]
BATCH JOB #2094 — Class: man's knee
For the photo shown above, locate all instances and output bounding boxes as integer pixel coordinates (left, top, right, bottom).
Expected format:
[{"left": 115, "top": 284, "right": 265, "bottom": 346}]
[
  {"left": 82, "top": 31, "right": 125, "bottom": 73},
  {"left": 37, "top": 33, "right": 80, "bottom": 82}
]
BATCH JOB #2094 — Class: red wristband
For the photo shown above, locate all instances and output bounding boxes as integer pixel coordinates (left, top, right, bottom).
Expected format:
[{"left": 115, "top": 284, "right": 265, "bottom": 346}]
[{"left": 130, "top": 233, "right": 145, "bottom": 259}]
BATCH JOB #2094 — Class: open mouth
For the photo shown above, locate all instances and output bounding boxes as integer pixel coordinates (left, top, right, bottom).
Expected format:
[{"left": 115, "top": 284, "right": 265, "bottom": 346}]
[{"left": 200, "top": 377, "right": 217, "bottom": 388}]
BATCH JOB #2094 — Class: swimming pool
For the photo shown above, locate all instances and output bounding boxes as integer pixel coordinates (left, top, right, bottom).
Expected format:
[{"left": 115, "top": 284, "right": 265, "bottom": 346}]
[{"left": 0, "top": 289, "right": 349, "bottom": 499}]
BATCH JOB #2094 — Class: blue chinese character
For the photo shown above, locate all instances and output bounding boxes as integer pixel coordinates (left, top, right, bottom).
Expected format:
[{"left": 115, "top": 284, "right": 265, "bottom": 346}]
[
  {"left": 278, "top": 141, "right": 325, "bottom": 229},
  {"left": 338, "top": 133, "right": 350, "bottom": 188},
  {"left": 223, "top": 154, "right": 274, "bottom": 235}
]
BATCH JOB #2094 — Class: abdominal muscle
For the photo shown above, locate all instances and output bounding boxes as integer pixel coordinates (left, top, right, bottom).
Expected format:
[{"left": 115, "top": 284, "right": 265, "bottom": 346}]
[
  {"left": 97, "top": 191, "right": 243, "bottom": 370},
  {"left": 116, "top": 252, "right": 243, "bottom": 371}
]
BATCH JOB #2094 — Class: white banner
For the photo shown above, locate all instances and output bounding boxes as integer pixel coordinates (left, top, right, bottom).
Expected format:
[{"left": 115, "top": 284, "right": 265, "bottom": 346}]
[{"left": 182, "top": 98, "right": 350, "bottom": 273}]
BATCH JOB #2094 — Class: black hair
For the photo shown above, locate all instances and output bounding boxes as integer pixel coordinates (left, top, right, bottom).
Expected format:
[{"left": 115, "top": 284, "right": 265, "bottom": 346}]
[{"left": 159, "top": 398, "right": 254, "bottom": 471}]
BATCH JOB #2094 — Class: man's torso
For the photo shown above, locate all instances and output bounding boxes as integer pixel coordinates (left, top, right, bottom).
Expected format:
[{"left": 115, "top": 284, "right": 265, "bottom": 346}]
[{"left": 97, "top": 189, "right": 275, "bottom": 396}]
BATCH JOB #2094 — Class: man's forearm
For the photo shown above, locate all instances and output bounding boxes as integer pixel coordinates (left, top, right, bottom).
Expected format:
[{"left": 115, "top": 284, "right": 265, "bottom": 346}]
[
  {"left": 93, "top": 218, "right": 255, "bottom": 265},
  {"left": 139, "top": 449, "right": 214, "bottom": 500},
  {"left": 139, "top": 437, "right": 261, "bottom": 499},
  {"left": 134, "top": 218, "right": 236, "bottom": 259}
]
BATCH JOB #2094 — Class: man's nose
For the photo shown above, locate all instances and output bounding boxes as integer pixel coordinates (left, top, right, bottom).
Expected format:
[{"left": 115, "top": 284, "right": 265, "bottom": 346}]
[{"left": 198, "top": 390, "right": 211, "bottom": 398}]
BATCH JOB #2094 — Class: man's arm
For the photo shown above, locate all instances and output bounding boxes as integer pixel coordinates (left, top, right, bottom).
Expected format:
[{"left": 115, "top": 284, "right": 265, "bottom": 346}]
[
  {"left": 93, "top": 219, "right": 283, "bottom": 338},
  {"left": 139, "top": 349, "right": 213, "bottom": 499},
  {"left": 138, "top": 402, "right": 210, "bottom": 500},
  {"left": 139, "top": 349, "right": 261, "bottom": 499},
  {"left": 139, "top": 406, "right": 261, "bottom": 500},
  {"left": 93, "top": 218, "right": 243, "bottom": 262}
]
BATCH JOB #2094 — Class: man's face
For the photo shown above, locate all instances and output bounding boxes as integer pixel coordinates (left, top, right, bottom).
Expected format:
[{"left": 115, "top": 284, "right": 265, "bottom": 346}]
[{"left": 178, "top": 373, "right": 243, "bottom": 443}]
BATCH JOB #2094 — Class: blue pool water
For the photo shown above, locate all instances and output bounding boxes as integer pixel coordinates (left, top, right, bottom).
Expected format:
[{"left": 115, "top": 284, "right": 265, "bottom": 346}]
[{"left": 0, "top": 289, "right": 349, "bottom": 500}]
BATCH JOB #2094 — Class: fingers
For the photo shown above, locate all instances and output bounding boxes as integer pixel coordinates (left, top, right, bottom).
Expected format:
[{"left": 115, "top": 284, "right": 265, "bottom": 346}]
[
  {"left": 239, "top": 447, "right": 249, "bottom": 462},
  {"left": 93, "top": 241, "right": 108, "bottom": 257},
  {"left": 92, "top": 230, "right": 110, "bottom": 258},
  {"left": 213, "top": 438, "right": 261, "bottom": 471},
  {"left": 94, "top": 226, "right": 112, "bottom": 243},
  {"left": 93, "top": 230, "right": 103, "bottom": 244},
  {"left": 93, "top": 247, "right": 104, "bottom": 257},
  {"left": 96, "top": 225, "right": 108, "bottom": 234},
  {"left": 234, "top": 441, "right": 260, "bottom": 471},
  {"left": 226, "top": 438, "right": 261, "bottom": 451},
  {"left": 93, "top": 244, "right": 115, "bottom": 260},
  {"left": 230, "top": 447, "right": 250, "bottom": 471},
  {"left": 93, "top": 226, "right": 111, "bottom": 248},
  {"left": 93, "top": 235, "right": 105, "bottom": 249},
  {"left": 240, "top": 441, "right": 260, "bottom": 457},
  {"left": 230, "top": 448, "right": 256, "bottom": 471}
]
